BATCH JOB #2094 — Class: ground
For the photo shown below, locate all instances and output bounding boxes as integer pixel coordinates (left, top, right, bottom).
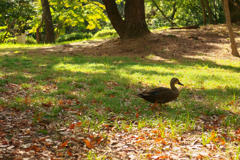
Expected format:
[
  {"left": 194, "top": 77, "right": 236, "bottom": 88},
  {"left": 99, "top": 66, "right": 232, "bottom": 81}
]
[
  {"left": 0, "top": 24, "right": 240, "bottom": 160},
  {"left": 26, "top": 24, "right": 240, "bottom": 60}
]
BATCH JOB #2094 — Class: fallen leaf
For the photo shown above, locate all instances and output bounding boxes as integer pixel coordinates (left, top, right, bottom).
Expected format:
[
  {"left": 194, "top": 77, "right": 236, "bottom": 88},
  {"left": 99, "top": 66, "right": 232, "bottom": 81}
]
[
  {"left": 83, "top": 139, "right": 94, "bottom": 149},
  {"left": 61, "top": 140, "right": 68, "bottom": 147},
  {"left": 136, "top": 111, "right": 139, "bottom": 119},
  {"left": 67, "top": 150, "right": 72, "bottom": 156}
]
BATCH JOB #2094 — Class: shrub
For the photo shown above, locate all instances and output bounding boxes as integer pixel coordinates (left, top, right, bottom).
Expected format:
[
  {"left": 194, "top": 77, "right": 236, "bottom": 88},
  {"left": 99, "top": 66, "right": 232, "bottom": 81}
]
[
  {"left": 26, "top": 36, "right": 37, "bottom": 44},
  {"left": 5, "top": 37, "right": 16, "bottom": 44},
  {"left": 94, "top": 29, "right": 118, "bottom": 38},
  {"left": 56, "top": 32, "right": 93, "bottom": 43},
  {"left": 4, "top": 36, "right": 37, "bottom": 44}
]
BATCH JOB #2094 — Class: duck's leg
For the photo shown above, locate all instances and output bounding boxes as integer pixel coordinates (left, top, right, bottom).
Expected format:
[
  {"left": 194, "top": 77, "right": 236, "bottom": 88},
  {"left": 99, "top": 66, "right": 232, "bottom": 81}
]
[
  {"left": 150, "top": 101, "right": 158, "bottom": 111},
  {"left": 158, "top": 103, "right": 162, "bottom": 112},
  {"left": 154, "top": 101, "right": 158, "bottom": 108}
]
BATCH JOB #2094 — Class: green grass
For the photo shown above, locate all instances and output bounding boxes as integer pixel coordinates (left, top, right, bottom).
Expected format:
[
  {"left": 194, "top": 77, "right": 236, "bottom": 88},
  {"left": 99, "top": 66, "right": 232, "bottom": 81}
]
[
  {"left": 0, "top": 43, "right": 240, "bottom": 159},
  {"left": 0, "top": 44, "right": 239, "bottom": 117}
]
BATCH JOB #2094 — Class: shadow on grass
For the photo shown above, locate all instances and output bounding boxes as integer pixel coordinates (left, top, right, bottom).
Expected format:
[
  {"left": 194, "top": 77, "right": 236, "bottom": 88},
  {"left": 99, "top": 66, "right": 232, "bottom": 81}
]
[{"left": 0, "top": 54, "right": 239, "bottom": 127}]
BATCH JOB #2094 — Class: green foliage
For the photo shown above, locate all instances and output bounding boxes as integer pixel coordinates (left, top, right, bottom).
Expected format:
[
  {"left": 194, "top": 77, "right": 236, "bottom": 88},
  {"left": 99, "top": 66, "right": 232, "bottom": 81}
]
[
  {"left": 0, "top": 0, "right": 35, "bottom": 32},
  {"left": 4, "top": 37, "right": 16, "bottom": 44},
  {"left": 94, "top": 29, "right": 118, "bottom": 38},
  {"left": 29, "top": 0, "right": 108, "bottom": 38},
  {"left": 56, "top": 32, "right": 93, "bottom": 43},
  {"left": 26, "top": 36, "right": 37, "bottom": 44},
  {"left": 145, "top": 0, "right": 224, "bottom": 28},
  {"left": 0, "top": 31, "right": 6, "bottom": 42}
]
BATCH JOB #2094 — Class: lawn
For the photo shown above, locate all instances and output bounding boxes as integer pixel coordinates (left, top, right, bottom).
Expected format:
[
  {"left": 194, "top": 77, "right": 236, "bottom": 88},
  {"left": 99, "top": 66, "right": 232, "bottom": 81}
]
[{"left": 0, "top": 27, "right": 240, "bottom": 159}]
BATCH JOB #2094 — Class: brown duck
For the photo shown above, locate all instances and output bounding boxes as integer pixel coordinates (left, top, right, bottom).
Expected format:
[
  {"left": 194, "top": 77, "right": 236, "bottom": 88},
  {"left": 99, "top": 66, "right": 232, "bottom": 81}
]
[{"left": 137, "top": 78, "right": 183, "bottom": 104}]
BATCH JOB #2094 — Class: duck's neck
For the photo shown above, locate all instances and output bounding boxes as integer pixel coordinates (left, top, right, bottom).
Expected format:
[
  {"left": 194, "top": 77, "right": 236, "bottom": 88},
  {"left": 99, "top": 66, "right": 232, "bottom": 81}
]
[{"left": 170, "top": 83, "right": 178, "bottom": 91}]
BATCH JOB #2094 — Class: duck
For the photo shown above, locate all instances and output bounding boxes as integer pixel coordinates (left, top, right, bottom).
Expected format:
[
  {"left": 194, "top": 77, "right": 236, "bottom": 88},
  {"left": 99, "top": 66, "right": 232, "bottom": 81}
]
[{"left": 137, "top": 78, "right": 183, "bottom": 105}]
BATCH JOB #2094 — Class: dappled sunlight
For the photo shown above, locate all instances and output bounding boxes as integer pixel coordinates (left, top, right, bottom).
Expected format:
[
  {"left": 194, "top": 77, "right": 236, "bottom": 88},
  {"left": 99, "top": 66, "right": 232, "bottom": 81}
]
[
  {"left": 21, "top": 72, "right": 36, "bottom": 78},
  {"left": 145, "top": 54, "right": 178, "bottom": 63},
  {"left": 0, "top": 53, "right": 239, "bottom": 160},
  {"left": 53, "top": 62, "right": 108, "bottom": 73},
  {"left": 0, "top": 30, "right": 240, "bottom": 159},
  {"left": 0, "top": 43, "right": 54, "bottom": 49}
]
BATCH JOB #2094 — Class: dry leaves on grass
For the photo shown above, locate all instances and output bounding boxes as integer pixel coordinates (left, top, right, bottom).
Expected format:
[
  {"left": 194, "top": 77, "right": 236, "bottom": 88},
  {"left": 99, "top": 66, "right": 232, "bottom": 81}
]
[{"left": 1, "top": 101, "right": 240, "bottom": 159}]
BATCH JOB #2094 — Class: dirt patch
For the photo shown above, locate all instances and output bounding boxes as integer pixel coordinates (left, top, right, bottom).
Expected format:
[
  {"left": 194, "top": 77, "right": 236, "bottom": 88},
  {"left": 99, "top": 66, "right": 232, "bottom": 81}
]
[
  {"left": 2, "top": 24, "right": 240, "bottom": 63},
  {"left": 62, "top": 24, "right": 240, "bottom": 62}
]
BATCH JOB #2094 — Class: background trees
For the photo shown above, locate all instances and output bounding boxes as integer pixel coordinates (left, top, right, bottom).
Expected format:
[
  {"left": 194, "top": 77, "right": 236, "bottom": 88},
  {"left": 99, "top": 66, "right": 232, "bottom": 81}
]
[
  {"left": 0, "top": 0, "right": 35, "bottom": 43},
  {"left": 0, "top": 0, "right": 239, "bottom": 55}
]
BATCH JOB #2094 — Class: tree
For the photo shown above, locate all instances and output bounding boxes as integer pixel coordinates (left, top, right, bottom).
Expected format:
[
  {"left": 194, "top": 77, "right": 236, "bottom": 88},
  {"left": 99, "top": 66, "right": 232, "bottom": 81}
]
[
  {"left": 223, "top": 0, "right": 239, "bottom": 57},
  {"left": 204, "top": 0, "right": 215, "bottom": 24},
  {"left": 200, "top": 0, "right": 207, "bottom": 25},
  {"left": 41, "top": 0, "right": 55, "bottom": 43},
  {"left": 51, "top": 0, "right": 107, "bottom": 40},
  {"left": 36, "top": 14, "right": 44, "bottom": 44},
  {"left": 102, "top": 0, "right": 150, "bottom": 39},
  {"left": 150, "top": 0, "right": 183, "bottom": 27},
  {"left": 228, "top": 0, "right": 240, "bottom": 22},
  {"left": 28, "top": 0, "right": 107, "bottom": 43},
  {"left": 0, "top": 0, "right": 34, "bottom": 43}
]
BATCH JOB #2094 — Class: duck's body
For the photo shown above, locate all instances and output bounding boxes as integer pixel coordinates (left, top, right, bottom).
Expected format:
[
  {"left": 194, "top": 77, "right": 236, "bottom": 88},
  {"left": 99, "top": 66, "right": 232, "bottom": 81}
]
[{"left": 137, "top": 78, "right": 183, "bottom": 104}]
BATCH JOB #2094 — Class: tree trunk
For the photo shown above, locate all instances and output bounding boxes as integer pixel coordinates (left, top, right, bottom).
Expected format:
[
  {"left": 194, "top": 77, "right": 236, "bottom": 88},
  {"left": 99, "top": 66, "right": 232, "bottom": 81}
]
[
  {"left": 41, "top": 0, "right": 55, "bottom": 43},
  {"left": 200, "top": 0, "right": 207, "bottom": 25},
  {"left": 102, "top": 0, "right": 150, "bottom": 39},
  {"left": 36, "top": 14, "right": 44, "bottom": 44},
  {"left": 55, "top": 18, "right": 67, "bottom": 41},
  {"left": 228, "top": 0, "right": 240, "bottom": 22},
  {"left": 124, "top": 0, "right": 150, "bottom": 38},
  {"left": 151, "top": 0, "right": 172, "bottom": 25},
  {"left": 235, "top": 0, "right": 240, "bottom": 5},
  {"left": 213, "top": 0, "right": 218, "bottom": 23},
  {"left": 2, "top": 19, "right": 16, "bottom": 43},
  {"left": 224, "top": 0, "right": 239, "bottom": 57},
  {"left": 204, "top": 0, "right": 214, "bottom": 24}
]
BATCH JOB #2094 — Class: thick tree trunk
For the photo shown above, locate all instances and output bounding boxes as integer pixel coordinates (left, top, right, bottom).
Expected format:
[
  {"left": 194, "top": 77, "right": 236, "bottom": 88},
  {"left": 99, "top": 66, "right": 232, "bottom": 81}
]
[
  {"left": 224, "top": 0, "right": 239, "bottom": 57},
  {"left": 228, "top": 0, "right": 240, "bottom": 22},
  {"left": 204, "top": 0, "right": 214, "bottom": 24},
  {"left": 221, "top": 0, "right": 240, "bottom": 22},
  {"left": 41, "top": 0, "right": 55, "bottom": 43},
  {"left": 102, "top": 0, "right": 125, "bottom": 37},
  {"left": 235, "top": 0, "right": 240, "bottom": 6},
  {"left": 124, "top": 0, "right": 150, "bottom": 38},
  {"left": 102, "top": 0, "right": 150, "bottom": 39},
  {"left": 200, "top": 0, "right": 207, "bottom": 25}
]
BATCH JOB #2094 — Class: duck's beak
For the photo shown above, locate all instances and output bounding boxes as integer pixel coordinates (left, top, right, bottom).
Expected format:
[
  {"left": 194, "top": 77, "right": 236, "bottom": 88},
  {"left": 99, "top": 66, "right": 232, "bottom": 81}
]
[{"left": 178, "top": 82, "right": 184, "bottom": 86}]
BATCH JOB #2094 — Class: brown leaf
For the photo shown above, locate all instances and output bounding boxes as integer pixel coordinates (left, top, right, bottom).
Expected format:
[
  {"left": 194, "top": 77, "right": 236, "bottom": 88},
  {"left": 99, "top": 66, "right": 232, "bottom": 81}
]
[
  {"left": 59, "top": 100, "right": 64, "bottom": 105},
  {"left": 83, "top": 139, "right": 94, "bottom": 148},
  {"left": 67, "top": 150, "right": 72, "bottom": 156},
  {"left": 76, "top": 121, "right": 82, "bottom": 126},
  {"left": 69, "top": 123, "right": 75, "bottom": 129},
  {"left": 97, "top": 136, "right": 103, "bottom": 144},
  {"left": 136, "top": 111, "right": 139, "bottom": 119},
  {"left": 61, "top": 140, "right": 68, "bottom": 147}
]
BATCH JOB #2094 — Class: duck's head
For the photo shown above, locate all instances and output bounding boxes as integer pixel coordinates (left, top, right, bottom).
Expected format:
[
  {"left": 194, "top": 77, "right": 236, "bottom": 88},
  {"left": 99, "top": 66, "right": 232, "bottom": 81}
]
[{"left": 171, "top": 78, "right": 184, "bottom": 86}]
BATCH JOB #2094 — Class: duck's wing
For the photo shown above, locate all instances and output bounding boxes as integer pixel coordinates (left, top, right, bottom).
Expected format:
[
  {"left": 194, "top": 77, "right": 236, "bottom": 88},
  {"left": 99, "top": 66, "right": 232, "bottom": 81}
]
[
  {"left": 139, "top": 87, "right": 179, "bottom": 103},
  {"left": 140, "top": 87, "right": 172, "bottom": 97}
]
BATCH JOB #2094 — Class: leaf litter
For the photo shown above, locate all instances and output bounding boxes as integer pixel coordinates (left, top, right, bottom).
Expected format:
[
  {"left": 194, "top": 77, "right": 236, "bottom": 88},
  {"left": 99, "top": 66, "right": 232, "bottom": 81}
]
[
  {"left": 0, "top": 25, "right": 240, "bottom": 159},
  {"left": 0, "top": 97, "right": 240, "bottom": 159}
]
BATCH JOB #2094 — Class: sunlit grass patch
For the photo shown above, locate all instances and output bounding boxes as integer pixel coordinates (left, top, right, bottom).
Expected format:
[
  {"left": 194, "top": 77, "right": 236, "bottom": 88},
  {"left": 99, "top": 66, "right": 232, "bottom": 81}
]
[{"left": 0, "top": 47, "right": 240, "bottom": 159}]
